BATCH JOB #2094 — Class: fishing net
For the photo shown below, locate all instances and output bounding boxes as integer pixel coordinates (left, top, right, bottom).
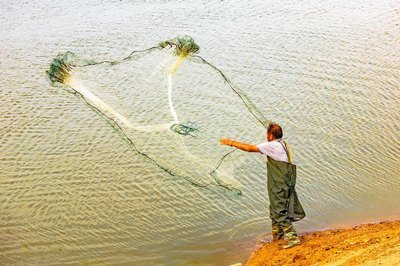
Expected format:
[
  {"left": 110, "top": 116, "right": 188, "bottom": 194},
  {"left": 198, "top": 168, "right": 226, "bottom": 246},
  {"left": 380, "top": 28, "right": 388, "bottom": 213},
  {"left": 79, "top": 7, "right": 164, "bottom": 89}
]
[{"left": 47, "top": 36, "right": 268, "bottom": 195}]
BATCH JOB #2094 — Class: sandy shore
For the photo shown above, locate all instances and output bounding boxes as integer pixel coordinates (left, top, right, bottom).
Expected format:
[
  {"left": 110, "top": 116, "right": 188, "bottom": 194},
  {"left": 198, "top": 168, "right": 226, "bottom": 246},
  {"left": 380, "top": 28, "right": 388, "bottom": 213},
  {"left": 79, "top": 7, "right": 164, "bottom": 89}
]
[{"left": 246, "top": 220, "right": 400, "bottom": 266}]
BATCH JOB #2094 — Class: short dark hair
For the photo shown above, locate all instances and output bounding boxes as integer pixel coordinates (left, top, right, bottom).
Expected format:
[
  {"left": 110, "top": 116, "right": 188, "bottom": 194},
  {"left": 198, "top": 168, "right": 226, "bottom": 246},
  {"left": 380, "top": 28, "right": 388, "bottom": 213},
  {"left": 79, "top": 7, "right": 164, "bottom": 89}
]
[{"left": 267, "top": 122, "right": 283, "bottom": 139}]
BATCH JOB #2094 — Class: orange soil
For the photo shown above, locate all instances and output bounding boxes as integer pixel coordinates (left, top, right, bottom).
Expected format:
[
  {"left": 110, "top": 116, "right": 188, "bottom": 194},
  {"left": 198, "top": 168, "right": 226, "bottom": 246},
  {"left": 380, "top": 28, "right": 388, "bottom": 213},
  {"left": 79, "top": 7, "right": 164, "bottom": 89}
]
[{"left": 246, "top": 220, "right": 400, "bottom": 266}]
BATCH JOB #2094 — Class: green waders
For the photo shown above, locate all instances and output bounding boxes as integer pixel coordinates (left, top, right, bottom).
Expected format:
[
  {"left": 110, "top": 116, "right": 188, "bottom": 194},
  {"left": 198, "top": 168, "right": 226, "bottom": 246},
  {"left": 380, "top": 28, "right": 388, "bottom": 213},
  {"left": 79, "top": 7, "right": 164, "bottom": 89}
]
[{"left": 267, "top": 143, "right": 305, "bottom": 248}]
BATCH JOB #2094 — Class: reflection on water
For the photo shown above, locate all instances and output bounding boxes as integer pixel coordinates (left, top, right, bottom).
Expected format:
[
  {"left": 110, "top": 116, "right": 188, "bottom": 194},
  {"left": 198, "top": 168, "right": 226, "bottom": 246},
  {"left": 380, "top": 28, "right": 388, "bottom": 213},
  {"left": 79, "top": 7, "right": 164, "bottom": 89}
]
[{"left": 1, "top": 0, "right": 399, "bottom": 265}]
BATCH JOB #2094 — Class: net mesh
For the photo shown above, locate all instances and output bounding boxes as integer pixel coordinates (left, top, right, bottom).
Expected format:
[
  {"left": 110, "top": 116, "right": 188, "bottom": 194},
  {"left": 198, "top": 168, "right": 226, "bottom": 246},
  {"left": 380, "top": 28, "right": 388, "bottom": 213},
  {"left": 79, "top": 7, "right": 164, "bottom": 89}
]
[{"left": 46, "top": 35, "right": 268, "bottom": 195}]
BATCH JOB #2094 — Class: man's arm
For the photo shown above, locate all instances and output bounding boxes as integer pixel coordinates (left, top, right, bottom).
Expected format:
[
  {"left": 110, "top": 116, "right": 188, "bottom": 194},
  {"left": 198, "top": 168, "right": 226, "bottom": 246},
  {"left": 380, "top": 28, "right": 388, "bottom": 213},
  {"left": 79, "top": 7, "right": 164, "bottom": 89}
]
[{"left": 220, "top": 138, "right": 260, "bottom": 153}]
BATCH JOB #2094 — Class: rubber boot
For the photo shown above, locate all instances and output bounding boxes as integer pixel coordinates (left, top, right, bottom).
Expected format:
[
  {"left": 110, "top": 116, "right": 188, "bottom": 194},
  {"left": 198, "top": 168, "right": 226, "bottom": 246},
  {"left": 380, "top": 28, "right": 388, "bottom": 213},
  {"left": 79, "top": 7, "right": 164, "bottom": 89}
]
[
  {"left": 282, "top": 225, "right": 301, "bottom": 249},
  {"left": 272, "top": 225, "right": 284, "bottom": 241}
]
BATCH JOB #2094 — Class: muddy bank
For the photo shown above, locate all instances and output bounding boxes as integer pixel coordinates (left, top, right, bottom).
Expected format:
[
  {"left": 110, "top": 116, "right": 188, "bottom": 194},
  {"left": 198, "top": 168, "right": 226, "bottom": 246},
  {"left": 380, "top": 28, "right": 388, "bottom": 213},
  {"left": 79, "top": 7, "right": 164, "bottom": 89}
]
[{"left": 246, "top": 220, "right": 400, "bottom": 266}]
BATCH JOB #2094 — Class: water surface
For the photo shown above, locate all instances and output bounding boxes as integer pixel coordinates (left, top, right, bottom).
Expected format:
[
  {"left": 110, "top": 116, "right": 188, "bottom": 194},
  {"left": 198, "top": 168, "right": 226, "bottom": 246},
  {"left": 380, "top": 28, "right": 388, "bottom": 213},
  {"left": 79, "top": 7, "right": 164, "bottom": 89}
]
[{"left": 1, "top": 0, "right": 399, "bottom": 265}]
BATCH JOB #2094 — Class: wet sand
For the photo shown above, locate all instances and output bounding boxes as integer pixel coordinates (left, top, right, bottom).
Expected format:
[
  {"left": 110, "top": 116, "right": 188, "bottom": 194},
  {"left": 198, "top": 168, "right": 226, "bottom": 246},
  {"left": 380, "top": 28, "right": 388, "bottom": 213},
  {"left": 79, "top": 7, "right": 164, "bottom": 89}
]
[{"left": 246, "top": 220, "right": 400, "bottom": 266}]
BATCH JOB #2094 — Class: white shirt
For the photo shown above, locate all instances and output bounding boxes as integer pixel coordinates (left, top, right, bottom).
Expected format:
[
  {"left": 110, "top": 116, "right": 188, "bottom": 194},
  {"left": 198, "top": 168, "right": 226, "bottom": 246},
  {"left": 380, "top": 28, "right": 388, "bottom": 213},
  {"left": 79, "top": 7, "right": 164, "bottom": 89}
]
[{"left": 257, "top": 139, "right": 289, "bottom": 163}]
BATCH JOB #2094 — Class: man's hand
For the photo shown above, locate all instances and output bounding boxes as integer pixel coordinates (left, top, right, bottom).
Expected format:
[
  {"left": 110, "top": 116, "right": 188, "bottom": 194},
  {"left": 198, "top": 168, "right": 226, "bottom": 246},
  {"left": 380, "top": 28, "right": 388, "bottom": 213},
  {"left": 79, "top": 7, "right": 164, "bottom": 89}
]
[
  {"left": 219, "top": 138, "right": 260, "bottom": 153},
  {"left": 220, "top": 138, "right": 233, "bottom": 146}
]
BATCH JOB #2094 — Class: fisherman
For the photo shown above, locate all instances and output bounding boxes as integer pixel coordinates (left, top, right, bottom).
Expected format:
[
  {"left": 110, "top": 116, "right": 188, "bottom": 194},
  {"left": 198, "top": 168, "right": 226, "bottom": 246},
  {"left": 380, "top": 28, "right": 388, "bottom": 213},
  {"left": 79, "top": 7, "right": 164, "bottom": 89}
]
[{"left": 220, "top": 122, "right": 305, "bottom": 248}]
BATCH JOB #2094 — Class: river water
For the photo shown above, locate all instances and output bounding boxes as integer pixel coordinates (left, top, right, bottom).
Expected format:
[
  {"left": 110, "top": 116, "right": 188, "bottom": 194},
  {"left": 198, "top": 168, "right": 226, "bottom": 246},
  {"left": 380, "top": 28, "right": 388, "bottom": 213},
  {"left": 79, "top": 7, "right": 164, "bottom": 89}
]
[{"left": 1, "top": 0, "right": 399, "bottom": 265}]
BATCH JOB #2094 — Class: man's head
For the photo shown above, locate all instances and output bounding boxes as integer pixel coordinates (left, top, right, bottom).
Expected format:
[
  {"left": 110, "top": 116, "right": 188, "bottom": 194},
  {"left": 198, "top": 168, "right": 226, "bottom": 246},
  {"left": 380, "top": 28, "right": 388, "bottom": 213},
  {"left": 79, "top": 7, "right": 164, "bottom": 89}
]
[{"left": 267, "top": 122, "right": 283, "bottom": 141}]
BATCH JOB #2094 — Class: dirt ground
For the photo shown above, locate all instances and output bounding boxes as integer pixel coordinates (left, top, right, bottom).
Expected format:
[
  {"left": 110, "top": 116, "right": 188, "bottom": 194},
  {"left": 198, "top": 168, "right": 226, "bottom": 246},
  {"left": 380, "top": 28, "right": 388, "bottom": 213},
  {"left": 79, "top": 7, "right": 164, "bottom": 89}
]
[{"left": 246, "top": 220, "right": 400, "bottom": 266}]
